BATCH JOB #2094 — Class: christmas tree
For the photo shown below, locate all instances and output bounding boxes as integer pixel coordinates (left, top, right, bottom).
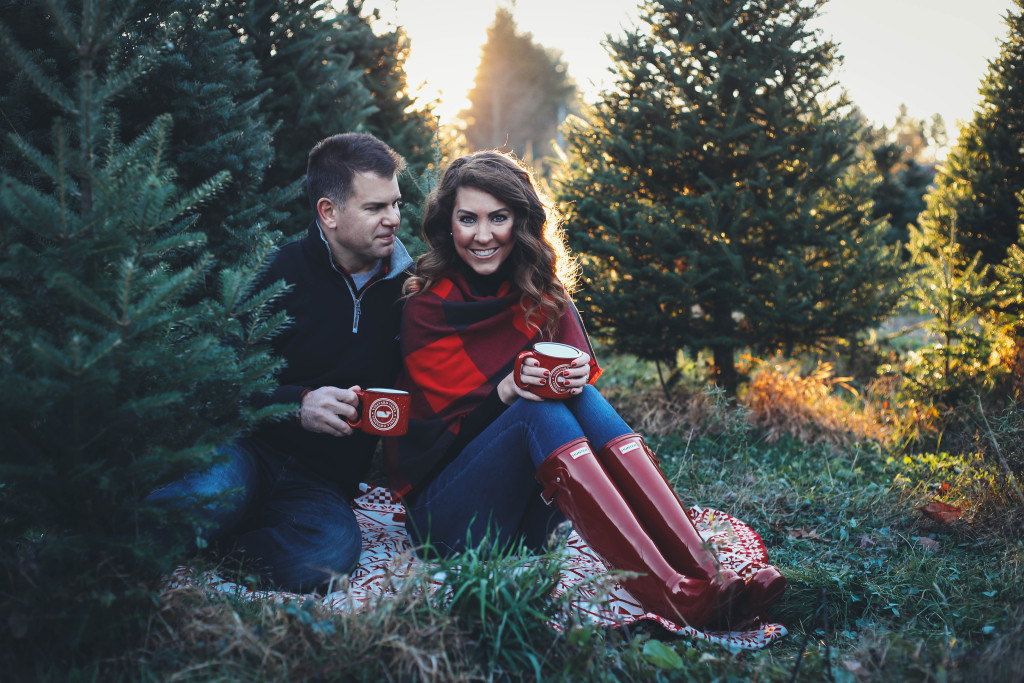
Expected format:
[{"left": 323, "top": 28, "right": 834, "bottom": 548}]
[
  {"left": 556, "top": 0, "right": 902, "bottom": 392},
  {"left": 0, "top": 0, "right": 291, "bottom": 273},
  {"left": 121, "top": 0, "right": 293, "bottom": 265},
  {"left": 916, "top": 1, "right": 1024, "bottom": 273},
  {"left": 867, "top": 105, "right": 944, "bottom": 252},
  {"left": 461, "top": 7, "right": 578, "bottom": 176},
  {"left": 207, "top": 0, "right": 438, "bottom": 231},
  {"left": 0, "top": 0, "right": 287, "bottom": 662},
  {"left": 908, "top": 1, "right": 1024, "bottom": 399}
]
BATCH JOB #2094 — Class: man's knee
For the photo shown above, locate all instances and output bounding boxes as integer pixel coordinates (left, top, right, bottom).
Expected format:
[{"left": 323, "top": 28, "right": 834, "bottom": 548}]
[
  {"left": 144, "top": 445, "right": 256, "bottom": 548},
  {"left": 267, "top": 522, "right": 362, "bottom": 593}
]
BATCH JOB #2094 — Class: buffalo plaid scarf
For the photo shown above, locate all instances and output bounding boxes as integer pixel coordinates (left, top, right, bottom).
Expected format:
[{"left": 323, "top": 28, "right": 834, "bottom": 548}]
[{"left": 384, "top": 271, "right": 601, "bottom": 497}]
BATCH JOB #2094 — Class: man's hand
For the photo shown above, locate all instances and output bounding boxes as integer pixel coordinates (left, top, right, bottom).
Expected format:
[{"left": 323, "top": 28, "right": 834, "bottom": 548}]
[{"left": 300, "top": 386, "right": 361, "bottom": 436}]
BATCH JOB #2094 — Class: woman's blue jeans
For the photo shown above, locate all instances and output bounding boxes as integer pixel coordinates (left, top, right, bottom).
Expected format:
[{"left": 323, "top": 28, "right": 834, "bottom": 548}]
[
  {"left": 404, "top": 385, "right": 631, "bottom": 557},
  {"left": 146, "top": 438, "right": 361, "bottom": 593}
]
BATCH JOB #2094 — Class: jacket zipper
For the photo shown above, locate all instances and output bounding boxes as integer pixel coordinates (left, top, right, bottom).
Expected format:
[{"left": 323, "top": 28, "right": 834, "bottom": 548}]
[{"left": 315, "top": 222, "right": 394, "bottom": 334}]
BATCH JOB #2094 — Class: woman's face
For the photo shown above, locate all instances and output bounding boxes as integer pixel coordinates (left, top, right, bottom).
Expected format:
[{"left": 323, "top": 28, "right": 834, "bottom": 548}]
[{"left": 451, "top": 186, "right": 515, "bottom": 276}]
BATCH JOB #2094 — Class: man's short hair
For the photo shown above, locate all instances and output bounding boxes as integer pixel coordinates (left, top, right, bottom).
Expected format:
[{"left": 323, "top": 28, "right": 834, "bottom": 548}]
[{"left": 306, "top": 133, "right": 407, "bottom": 211}]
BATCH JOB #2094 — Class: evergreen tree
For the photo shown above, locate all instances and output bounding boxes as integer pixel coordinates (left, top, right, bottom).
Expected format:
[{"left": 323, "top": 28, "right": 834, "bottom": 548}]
[
  {"left": 0, "top": 0, "right": 292, "bottom": 272},
  {"left": 898, "top": 224, "right": 1002, "bottom": 406},
  {"left": 556, "top": 0, "right": 902, "bottom": 392},
  {"left": 908, "top": 2, "right": 1024, "bottom": 399},
  {"left": 867, "top": 105, "right": 943, "bottom": 251},
  {"left": 209, "top": 0, "right": 437, "bottom": 231},
  {"left": 995, "top": 209, "right": 1024, "bottom": 395},
  {"left": 0, "top": 1, "right": 287, "bottom": 663},
  {"left": 917, "top": 1, "right": 1024, "bottom": 271},
  {"left": 870, "top": 144, "right": 934, "bottom": 249},
  {"left": 121, "top": 0, "right": 293, "bottom": 264},
  {"left": 461, "top": 7, "right": 577, "bottom": 175}
]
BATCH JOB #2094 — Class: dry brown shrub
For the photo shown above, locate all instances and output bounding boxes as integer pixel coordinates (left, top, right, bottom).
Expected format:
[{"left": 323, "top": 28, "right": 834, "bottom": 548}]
[
  {"left": 864, "top": 372, "right": 943, "bottom": 444},
  {"left": 605, "top": 382, "right": 744, "bottom": 438},
  {"left": 740, "top": 358, "right": 893, "bottom": 448},
  {"left": 604, "top": 383, "right": 688, "bottom": 437},
  {"left": 605, "top": 356, "right": 896, "bottom": 448},
  {"left": 137, "top": 571, "right": 476, "bottom": 682}
]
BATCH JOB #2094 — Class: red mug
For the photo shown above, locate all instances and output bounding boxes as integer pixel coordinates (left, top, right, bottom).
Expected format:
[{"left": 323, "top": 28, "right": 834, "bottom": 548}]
[
  {"left": 345, "top": 388, "right": 410, "bottom": 436},
  {"left": 514, "top": 342, "right": 583, "bottom": 399}
]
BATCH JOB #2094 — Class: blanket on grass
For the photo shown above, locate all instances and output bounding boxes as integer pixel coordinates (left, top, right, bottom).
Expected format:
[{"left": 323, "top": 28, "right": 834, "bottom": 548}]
[{"left": 167, "top": 485, "right": 788, "bottom": 651}]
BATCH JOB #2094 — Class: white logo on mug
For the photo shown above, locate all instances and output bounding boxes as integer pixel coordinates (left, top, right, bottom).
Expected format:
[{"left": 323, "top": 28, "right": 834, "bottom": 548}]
[
  {"left": 547, "top": 363, "right": 573, "bottom": 395},
  {"left": 368, "top": 397, "right": 401, "bottom": 431}
]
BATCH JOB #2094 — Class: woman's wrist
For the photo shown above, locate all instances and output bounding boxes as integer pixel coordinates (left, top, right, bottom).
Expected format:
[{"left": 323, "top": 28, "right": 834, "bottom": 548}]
[{"left": 497, "top": 375, "right": 517, "bottom": 405}]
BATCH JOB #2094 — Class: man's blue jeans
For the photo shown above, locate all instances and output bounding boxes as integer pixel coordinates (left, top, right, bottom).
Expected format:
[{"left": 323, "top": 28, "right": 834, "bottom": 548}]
[
  {"left": 147, "top": 438, "right": 361, "bottom": 593},
  {"left": 404, "top": 385, "right": 631, "bottom": 557}
]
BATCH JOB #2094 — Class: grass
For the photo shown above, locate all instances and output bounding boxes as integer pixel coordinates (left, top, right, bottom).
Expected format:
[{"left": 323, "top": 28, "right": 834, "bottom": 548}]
[{"left": 8, "top": 353, "right": 1024, "bottom": 682}]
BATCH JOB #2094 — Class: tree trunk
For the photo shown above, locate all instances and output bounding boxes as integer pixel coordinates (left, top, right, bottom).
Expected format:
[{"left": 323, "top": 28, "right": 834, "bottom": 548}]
[
  {"left": 709, "top": 295, "right": 738, "bottom": 394},
  {"left": 711, "top": 344, "right": 738, "bottom": 395}
]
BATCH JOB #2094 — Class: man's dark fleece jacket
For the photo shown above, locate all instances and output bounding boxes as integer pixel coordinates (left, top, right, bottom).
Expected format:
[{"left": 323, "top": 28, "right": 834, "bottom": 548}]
[{"left": 250, "top": 221, "right": 413, "bottom": 496}]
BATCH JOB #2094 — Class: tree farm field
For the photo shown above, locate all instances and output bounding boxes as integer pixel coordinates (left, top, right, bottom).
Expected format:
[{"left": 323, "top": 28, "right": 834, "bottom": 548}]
[
  {"left": 5, "top": 0, "right": 1024, "bottom": 679},
  {"left": 90, "top": 346, "right": 1021, "bottom": 683}
]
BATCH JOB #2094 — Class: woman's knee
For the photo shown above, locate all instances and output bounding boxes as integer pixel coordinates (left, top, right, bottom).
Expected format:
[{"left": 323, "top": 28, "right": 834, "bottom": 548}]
[{"left": 504, "top": 398, "right": 585, "bottom": 443}]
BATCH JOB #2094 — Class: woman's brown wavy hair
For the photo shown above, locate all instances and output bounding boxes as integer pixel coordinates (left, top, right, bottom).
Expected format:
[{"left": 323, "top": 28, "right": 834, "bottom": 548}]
[{"left": 405, "top": 151, "right": 578, "bottom": 335}]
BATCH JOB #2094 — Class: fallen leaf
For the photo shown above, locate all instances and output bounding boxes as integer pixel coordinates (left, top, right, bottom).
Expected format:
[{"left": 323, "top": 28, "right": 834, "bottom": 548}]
[
  {"left": 787, "top": 527, "right": 819, "bottom": 540},
  {"left": 915, "top": 536, "right": 940, "bottom": 551},
  {"left": 917, "top": 499, "right": 963, "bottom": 524},
  {"left": 939, "top": 481, "right": 951, "bottom": 494},
  {"left": 843, "top": 659, "right": 866, "bottom": 675},
  {"left": 858, "top": 534, "right": 876, "bottom": 549}
]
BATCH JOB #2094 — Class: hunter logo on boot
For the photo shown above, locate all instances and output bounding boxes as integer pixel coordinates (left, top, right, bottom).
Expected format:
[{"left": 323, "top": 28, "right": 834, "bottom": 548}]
[
  {"left": 570, "top": 446, "right": 590, "bottom": 459},
  {"left": 618, "top": 442, "right": 641, "bottom": 455}
]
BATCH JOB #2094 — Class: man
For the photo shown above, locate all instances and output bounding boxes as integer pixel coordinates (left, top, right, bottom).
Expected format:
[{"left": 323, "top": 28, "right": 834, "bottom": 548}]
[{"left": 149, "top": 133, "right": 413, "bottom": 592}]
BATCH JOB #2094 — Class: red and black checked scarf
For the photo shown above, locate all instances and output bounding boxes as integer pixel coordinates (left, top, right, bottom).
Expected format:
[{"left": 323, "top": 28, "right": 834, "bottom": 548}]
[{"left": 384, "top": 271, "right": 601, "bottom": 497}]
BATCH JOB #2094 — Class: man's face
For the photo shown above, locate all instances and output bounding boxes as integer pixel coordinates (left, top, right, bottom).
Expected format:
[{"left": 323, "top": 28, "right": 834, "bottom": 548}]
[{"left": 322, "top": 172, "right": 401, "bottom": 274}]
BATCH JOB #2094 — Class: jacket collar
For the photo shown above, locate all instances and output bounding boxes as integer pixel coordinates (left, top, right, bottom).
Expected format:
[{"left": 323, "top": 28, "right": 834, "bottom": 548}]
[{"left": 309, "top": 220, "right": 414, "bottom": 281}]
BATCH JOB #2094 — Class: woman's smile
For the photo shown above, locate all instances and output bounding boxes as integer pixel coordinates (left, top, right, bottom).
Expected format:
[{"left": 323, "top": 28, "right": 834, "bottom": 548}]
[{"left": 451, "top": 186, "right": 515, "bottom": 275}]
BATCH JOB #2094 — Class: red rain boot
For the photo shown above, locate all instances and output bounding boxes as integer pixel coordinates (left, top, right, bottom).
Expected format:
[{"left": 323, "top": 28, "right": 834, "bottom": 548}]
[
  {"left": 535, "top": 437, "right": 718, "bottom": 628},
  {"left": 596, "top": 433, "right": 784, "bottom": 628},
  {"left": 743, "top": 566, "right": 788, "bottom": 622}
]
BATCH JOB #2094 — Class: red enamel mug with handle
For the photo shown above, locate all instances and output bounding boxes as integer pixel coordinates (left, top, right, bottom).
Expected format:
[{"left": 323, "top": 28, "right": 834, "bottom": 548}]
[
  {"left": 345, "top": 388, "right": 410, "bottom": 436},
  {"left": 514, "top": 342, "right": 583, "bottom": 400}
]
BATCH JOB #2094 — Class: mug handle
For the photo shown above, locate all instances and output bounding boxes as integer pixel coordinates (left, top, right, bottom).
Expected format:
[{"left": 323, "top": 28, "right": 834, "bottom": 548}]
[
  {"left": 343, "top": 388, "right": 366, "bottom": 429},
  {"left": 514, "top": 351, "right": 536, "bottom": 389}
]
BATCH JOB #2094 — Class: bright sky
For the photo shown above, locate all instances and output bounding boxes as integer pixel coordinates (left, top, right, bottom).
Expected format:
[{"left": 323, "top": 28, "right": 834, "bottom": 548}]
[{"left": 359, "top": 0, "right": 1015, "bottom": 137}]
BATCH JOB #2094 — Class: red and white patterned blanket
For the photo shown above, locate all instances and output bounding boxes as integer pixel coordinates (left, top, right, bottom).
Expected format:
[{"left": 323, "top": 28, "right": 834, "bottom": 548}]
[{"left": 167, "top": 485, "right": 787, "bottom": 651}]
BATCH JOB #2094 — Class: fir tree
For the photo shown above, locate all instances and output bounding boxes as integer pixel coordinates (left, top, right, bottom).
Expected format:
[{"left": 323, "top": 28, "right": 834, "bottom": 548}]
[
  {"left": 121, "top": 0, "right": 294, "bottom": 264},
  {"left": 870, "top": 146, "right": 934, "bottom": 250},
  {"left": 209, "top": 0, "right": 437, "bottom": 231},
  {"left": 995, "top": 214, "right": 1024, "bottom": 395},
  {"left": 0, "top": 0, "right": 287, "bottom": 663},
  {"left": 917, "top": 1, "right": 1024, "bottom": 272},
  {"left": 1, "top": 0, "right": 293, "bottom": 272},
  {"left": 556, "top": 0, "right": 902, "bottom": 392},
  {"left": 898, "top": 224, "right": 1002, "bottom": 407},
  {"left": 909, "top": 2, "right": 1024, "bottom": 399},
  {"left": 461, "top": 7, "right": 577, "bottom": 175},
  {"left": 866, "top": 106, "right": 943, "bottom": 252}
]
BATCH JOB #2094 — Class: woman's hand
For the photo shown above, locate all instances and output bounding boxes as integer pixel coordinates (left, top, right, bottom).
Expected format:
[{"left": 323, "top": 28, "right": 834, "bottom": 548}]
[
  {"left": 497, "top": 362, "right": 545, "bottom": 404},
  {"left": 563, "top": 352, "right": 592, "bottom": 393},
  {"left": 496, "top": 352, "right": 592, "bottom": 405}
]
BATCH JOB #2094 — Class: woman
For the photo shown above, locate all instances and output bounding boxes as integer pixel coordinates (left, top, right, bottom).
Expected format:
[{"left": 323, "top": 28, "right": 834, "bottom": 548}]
[{"left": 385, "top": 151, "right": 785, "bottom": 629}]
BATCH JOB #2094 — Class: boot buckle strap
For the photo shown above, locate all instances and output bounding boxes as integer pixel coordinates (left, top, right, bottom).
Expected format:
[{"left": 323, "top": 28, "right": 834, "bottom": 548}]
[{"left": 541, "top": 475, "right": 563, "bottom": 506}]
